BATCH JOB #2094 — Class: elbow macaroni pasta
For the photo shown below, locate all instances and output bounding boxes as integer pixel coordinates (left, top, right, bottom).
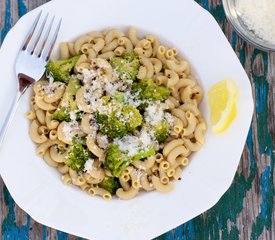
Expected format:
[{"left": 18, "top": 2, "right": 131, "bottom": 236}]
[{"left": 27, "top": 27, "right": 206, "bottom": 200}]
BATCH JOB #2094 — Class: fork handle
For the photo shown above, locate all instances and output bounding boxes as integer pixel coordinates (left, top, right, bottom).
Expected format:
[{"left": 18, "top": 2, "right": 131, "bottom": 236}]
[{"left": 0, "top": 74, "right": 34, "bottom": 147}]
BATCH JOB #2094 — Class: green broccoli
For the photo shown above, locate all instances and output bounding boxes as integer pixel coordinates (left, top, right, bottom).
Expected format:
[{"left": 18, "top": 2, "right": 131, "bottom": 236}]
[
  {"left": 104, "top": 144, "right": 132, "bottom": 177},
  {"left": 153, "top": 120, "right": 170, "bottom": 142},
  {"left": 113, "top": 91, "right": 125, "bottom": 103},
  {"left": 52, "top": 77, "right": 81, "bottom": 122},
  {"left": 46, "top": 55, "right": 80, "bottom": 83},
  {"left": 110, "top": 52, "right": 140, "bottom": 81},
  {"left": 96, "top": 113, "right": 128, "bottom": 139},
  {"left": 96, "top": 103, "right": 142, "bottom": 139},
  {"left": 132, "top": 78, "right": 170, "bottom": 106},
  {"left": 133, "top": 146, "right": 155, "bottom": 160},
  {"left": 73, "top": 136, "right": 88, "bottom": 146},
  {"left": 123, "top": 52, "right": 138, "bottom": 62},
  {"left": 99, "top": 177, "right": 121, "bottom": 194},
  {"left": 122, "top": 105, "right": 142, "bottom": 131},
  {"left": 65, "top": 138, "right": 93, "bottom": 172}
]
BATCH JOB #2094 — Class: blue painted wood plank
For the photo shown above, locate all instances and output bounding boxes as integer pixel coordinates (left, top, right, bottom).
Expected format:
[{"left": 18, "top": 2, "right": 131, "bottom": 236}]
[
  {"left": 1, "top": 0, "right": 12, "bottom": 42},
  {"left": 2, "top": 185, "right": 31, "bottom": 240},
  {"left": 57, "top": 231, "right": 69, "bottom": 240},
  {"left": 17, "top": 0, "right": 27, "bottom": 17}
]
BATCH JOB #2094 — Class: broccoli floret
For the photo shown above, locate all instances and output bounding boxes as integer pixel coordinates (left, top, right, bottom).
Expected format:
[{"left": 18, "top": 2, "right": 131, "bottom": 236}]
[
  {"left": 104, "top": 144, "right": 132, "bottom": 177},
  {"left": 52, "top": 109, "right": 81, "bottom": 122},
  {"left": 96, "top": 113, "right": 128, "bottom": 139},
  {"left": 65, "top": 139, "right": 93, "bottom": 173},
  {"left": 132, "top": 79, "right": 170, "bottom": 106},
  {"left": 52, "top": 109, "right": 70, "bottom": 122},
  {"left": 110, "top": 52, "right": 140, "bottom": 81},
  {"left": 133, "top": 146, "right": 155, "bottom": 160},
  {"left": 52, "top": 77, "right": 81, "bottom": 122},
  {"left": 114, "top": 91, "right": 125, "bottom": 103},
  {"left": 122, "top": 105, "right": 142, "bottom": 131},
  {"left": 99, "top": 177, "right": 121, "bottom": 194},
  {"left": 122, "top": 52, "right": 138, "bottom": 62},
  {"left": 46, "top": 55, "right": 80, "bottom": 83},
  {"left": 96, "top": 103, "right": 142, "bottom": 138},
  {"left": 153, "top": 120, "right": 170, "bottom": 142},
  {"left": 73, "top": 136, "right": 88, "bottom": 146}
]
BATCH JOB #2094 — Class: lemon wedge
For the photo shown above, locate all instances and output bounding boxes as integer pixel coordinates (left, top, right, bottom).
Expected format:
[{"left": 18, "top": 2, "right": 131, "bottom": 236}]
[{"left": 207, "top": 78, "right": 238, "bottom": 134}]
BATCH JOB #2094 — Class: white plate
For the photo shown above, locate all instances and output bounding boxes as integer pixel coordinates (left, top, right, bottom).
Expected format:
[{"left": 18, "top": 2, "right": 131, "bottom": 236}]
[{"left": 0, "top": 0, "right": 254, "bottom": 239}]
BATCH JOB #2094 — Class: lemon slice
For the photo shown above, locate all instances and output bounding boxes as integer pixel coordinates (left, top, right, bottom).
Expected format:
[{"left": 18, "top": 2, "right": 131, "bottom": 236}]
[{"left": 207, "top": 78, "right": 238, "bottom": 133}]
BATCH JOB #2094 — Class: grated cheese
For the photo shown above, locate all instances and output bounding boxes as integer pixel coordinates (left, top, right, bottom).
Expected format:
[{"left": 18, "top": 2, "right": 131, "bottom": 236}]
[
  {"left": 164, "top": 112, "right": 174, "bottom": 127},
  {"left": 236, "top": 0, "right": 275, "bottom": 43},
  {"left": 123, "top": 89, "right": 144, "bottom": 107},
  {"left": 114, "top": 129, "right": 157, "bottom": 157},
  {"left": 62, "top": 121, "right": 81, "bottom": 142},
  {"left": 69, "top": 110, "right": 78, "bottom": 122},
  {"left": 144, "top": 104, "right": 164, "bottom": 125},
  {"left": 87, "top": 124, "right": 99, "bottom": 140},
  {"left": 112, "top": 68, "right": 120, "bottom": 80},
  {"left": 42, "top": 73, "right": 65, "bottom": 97},
  {"left": 144, "top": 102, "right": 173, "bottom": 127},
  {"left": 84, "top": 159, "right": 94, "bottom": 173},
  {"left": 105, "top": 81, "right": 123, "bottom": 96},
  {"left": 96, "top": 134, "right": 109, "bottom": 149},
  {"left": 134, "top": 169, "right": 144, "bottom": 181}
]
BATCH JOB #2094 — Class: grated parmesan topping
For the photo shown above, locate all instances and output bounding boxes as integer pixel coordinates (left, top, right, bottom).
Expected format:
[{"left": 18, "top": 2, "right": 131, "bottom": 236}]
[
  {"left": 123, "top": 89, "right": 145, "bottom": 107},
  {"left": 42, "top": 73, "right": 65, "bottom": 97},
  {"left": 114, "top": 129, "right": 157, "bottom": 156},
  {"left": 82, "top": 69, "right": 101, "bottom": 84},
  {"left": 69, "top": 110, "right": 79, "bottom": 122},
  {"left": 112, "top": 68, "right": 120, "bottom": 80},
  {"left": 236, "top": 0, "right": 275, "bottom": 43},
  {"left": 165, "top": 112, "right": 174, "bottom": 127},
  {"left": 96, "top": 134, "right": 109, "bottom": 149},
  {"left": 105, "top": 82, "right": 121, "bottom": 96},
  {"left": 144, "top": 102, "right": 173, "bottom": 128},
  {"left": 62, "top": 121, "right": 81, "bottom": 142},
  {"left": 145, "top": 103, "right": 165, "bottom": 125},
  {"left": 84, "top": 159, "right": 94, "bottom": 173},
  {"left": 128, "top": 167, "right": 144, "bottom": 183},
  {"left": 44, "top": 72, "right": 56, "bottom": 95},
  {"left": 134, "top": 169, "right": 144, "bottom": 181},
  {"left": 87, "top": 124, "right": 99, "bottom": 140}
]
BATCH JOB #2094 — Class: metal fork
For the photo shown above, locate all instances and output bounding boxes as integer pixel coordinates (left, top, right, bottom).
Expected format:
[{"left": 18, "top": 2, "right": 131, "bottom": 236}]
[{"left": 0, "top": 11, "right": 62, "bottom": 146}]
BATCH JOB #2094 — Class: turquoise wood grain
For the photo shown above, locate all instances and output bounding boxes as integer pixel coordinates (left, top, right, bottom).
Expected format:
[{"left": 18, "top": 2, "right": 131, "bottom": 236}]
[
  {"left": 0, "top": 0, "right": 11, "bottom": 43},
  {"left": 0, "top": 0, "right": 274, "bottom": 239}
]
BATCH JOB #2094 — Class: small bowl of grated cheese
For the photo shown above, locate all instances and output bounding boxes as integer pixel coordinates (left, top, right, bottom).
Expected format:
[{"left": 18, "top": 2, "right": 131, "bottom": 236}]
[{"left": 222, "top": 0, "right": 275, "bottom": 51}]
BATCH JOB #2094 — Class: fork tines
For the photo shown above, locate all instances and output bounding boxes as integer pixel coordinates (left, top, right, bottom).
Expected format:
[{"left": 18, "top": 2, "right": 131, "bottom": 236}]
[{"left": 22, "top": 11, "right": 62, "bottom": 61}]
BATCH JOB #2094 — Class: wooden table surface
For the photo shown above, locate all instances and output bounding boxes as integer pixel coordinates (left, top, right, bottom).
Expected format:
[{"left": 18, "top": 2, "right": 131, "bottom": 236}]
[{"left": 0, "top": 0, "right": 274, "bottom": 239}]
